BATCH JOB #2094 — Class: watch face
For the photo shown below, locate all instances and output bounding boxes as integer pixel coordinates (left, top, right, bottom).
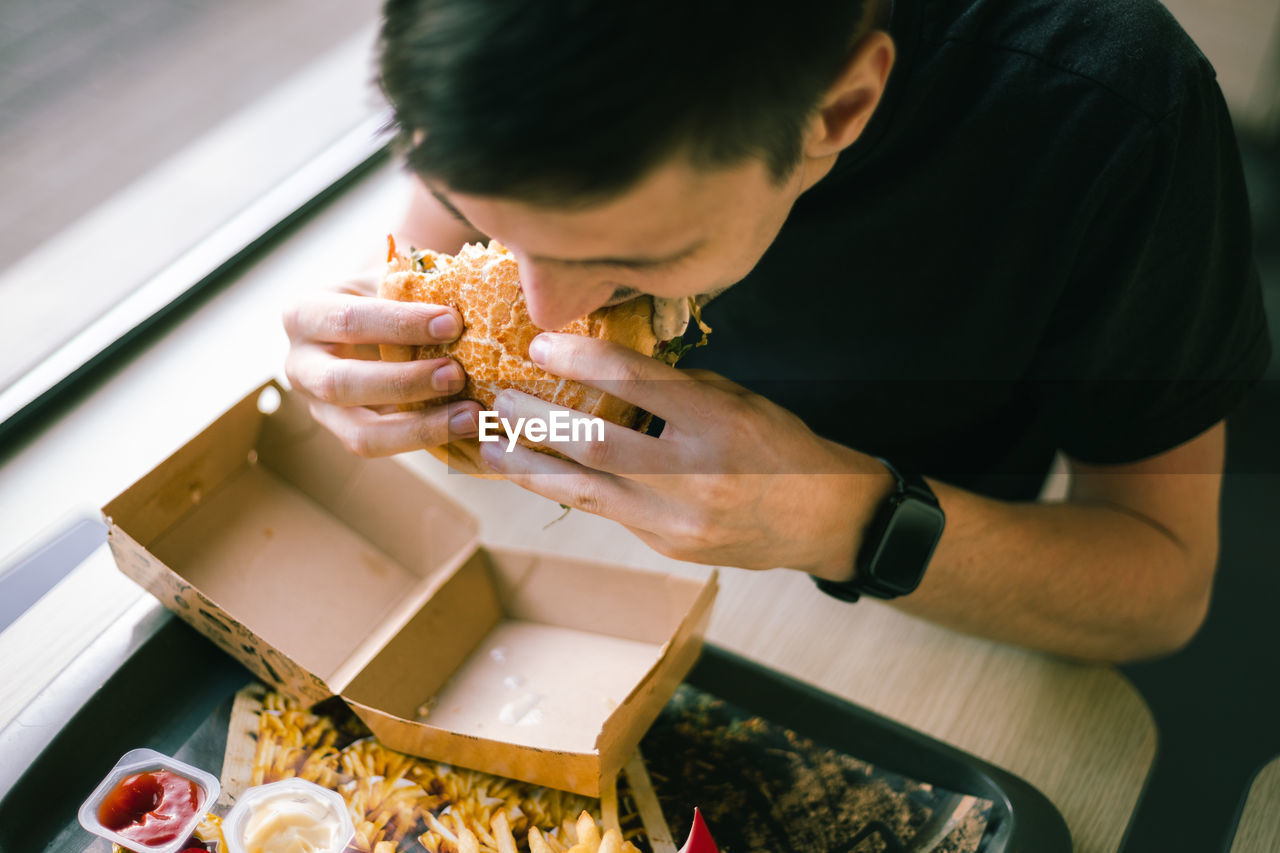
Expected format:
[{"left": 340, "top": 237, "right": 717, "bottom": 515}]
[{"left": 866, "top": 496, "right": 945, "bottom": 593}]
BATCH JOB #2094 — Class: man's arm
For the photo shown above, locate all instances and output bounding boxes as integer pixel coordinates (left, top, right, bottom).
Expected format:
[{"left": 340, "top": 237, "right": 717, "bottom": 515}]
[
  {"left": 885, "top": 423, "right": 1222, "bottom": 662},
  {"left": 477, "top": 333, "right": 1224, "bottom": 664}
]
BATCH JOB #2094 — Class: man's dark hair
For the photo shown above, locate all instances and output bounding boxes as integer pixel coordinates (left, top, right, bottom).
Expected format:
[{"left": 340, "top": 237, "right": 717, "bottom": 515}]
[{"left": 379, "top": 0, "right": 874, "bottom": 204}]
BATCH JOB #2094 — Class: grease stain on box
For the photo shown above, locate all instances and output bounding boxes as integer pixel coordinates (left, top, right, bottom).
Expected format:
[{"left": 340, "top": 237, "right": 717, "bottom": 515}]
[{"left": 420, "top": 621, "right": 662, "bottom": 753}]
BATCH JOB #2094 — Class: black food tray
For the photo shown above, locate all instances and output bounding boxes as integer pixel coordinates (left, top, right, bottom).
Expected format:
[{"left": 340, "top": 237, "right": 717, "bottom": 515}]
[{"left": 0, "top": 615, "right": 1069, "bottom": 852}]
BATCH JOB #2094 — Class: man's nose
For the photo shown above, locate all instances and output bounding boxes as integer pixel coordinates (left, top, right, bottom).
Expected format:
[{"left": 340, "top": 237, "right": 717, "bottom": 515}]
[{"left": 517, "top": 258, "right": 614, "bottom": 331}]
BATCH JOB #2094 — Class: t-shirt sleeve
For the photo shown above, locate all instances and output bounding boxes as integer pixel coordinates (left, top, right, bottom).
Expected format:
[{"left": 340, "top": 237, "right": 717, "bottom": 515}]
[{"left": 1029, "top": 69, "right": 1271, "bottom": 465}]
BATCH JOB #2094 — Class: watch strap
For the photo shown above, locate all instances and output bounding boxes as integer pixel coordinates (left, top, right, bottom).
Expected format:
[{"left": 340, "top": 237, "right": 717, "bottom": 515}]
[{"left": 812, "top": 458, "right": 942, "bottom": 602}]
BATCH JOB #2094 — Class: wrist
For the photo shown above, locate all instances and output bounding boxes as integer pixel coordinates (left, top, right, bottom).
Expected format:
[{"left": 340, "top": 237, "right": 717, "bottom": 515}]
[
  {"left": 806, "top": 450, "right": 896, "bottom": 583},
  {"left": 811, "top": 458, "right": 947, "bottom": 601}
]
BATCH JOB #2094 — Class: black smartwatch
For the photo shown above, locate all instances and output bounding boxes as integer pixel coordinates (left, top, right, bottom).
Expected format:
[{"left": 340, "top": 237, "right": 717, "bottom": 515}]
[{"left": 813, "top": 459, "right": 945, "bottom": 602}]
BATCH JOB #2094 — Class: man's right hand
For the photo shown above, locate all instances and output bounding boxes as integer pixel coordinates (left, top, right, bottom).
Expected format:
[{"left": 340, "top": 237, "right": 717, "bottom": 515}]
[{"left": 282, "top": 276, "right": 481, "bottom": 457}]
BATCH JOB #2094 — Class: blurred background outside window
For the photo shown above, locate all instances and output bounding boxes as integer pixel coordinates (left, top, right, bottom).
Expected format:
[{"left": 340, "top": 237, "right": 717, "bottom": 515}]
[{"left": 0, "top": 0, "right": 384, "bottom": 402}]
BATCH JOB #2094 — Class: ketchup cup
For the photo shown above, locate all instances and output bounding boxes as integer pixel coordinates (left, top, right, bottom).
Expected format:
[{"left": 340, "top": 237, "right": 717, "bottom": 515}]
[{"left": 79, "top": 748, "right": 220, "bottom": 853}]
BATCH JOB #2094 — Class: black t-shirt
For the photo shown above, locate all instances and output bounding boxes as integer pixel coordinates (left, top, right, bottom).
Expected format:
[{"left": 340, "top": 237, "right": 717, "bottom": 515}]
[{"left": 679, "top": 0, "right": 1271, "bottom": 501}]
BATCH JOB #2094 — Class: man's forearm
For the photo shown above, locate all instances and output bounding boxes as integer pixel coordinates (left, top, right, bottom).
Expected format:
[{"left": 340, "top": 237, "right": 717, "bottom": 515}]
[{"left": 887, "top": 480, "right": 1213, "bottom": 662}]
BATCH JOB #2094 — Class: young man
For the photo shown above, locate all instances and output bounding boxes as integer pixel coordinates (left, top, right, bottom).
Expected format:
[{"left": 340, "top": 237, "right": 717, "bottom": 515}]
[{"left": 282, "top": 0, "right": 1270, "bottom": 662}]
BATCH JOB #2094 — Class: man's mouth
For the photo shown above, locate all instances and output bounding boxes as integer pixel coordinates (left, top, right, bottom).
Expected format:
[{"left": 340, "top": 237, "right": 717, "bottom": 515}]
[
  {"left": 604, "top": 284, "right": 731, "bottom": 307},
  {"left": 603, "top": 286, "right": 643, "bottom": 306}
]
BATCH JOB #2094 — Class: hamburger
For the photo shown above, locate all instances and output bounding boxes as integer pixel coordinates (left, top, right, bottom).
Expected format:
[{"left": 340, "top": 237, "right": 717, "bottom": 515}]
[{"left": 379, "top": 237, "right": 668, "bottom": 476}]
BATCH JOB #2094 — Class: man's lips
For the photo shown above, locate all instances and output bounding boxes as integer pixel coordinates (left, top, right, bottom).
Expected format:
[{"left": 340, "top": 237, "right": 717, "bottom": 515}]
[
  {"left": 603, "top": 285, "right": 730, "bottom": 308},
  {"left": 603, "top": 286, "right": 644, "bottom": 306}
]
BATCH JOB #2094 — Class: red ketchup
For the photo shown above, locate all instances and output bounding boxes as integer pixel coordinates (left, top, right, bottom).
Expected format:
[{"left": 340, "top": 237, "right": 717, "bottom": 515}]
[{"left": 97, "top": 769, "right": 202, "bottom": 847}]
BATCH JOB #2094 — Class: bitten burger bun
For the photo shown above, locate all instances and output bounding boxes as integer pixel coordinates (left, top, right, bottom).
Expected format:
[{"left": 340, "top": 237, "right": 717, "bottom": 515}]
[{"left": 378, "top": 237, "right": 658, "bottom": 477}]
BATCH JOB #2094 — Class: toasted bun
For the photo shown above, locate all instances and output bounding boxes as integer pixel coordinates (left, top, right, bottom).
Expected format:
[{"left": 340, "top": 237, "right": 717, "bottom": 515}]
[{"left": 379, "top": 239, "right": 657, "bottom": 476}]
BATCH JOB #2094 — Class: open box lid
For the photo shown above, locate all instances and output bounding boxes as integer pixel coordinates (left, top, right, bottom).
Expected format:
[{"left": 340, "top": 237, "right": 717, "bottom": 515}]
[{"left": 103, "top": 380, "right": 482, "bottom": 702}]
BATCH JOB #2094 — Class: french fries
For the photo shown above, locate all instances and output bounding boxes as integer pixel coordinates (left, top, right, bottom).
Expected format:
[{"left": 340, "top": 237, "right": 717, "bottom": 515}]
[
  {"left": 251, "top": 691, "right": 605, "bottom": 852},
  {"left": 519, "top": 812, "right": 640, "bottom": 853}
]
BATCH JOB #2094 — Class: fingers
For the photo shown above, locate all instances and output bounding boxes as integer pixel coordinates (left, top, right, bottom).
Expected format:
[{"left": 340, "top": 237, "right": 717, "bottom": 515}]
[
  {"left": 286, "top": 344, "right": 465, "bottom": 407},
  {"left": 528, "top": 333, "right": 717, "bottom": 425},
  {"left": 478, "top": 436, "right": 663, "bottom": 532},
  {"left": 489, "top": 390, "right": 673, "bottom": 478},
  {"left": 678, "top": 368, "right": 754, "bottom": 395},
  {"left": 282, "top": 291, "right": 461, "bottom": 345},
  {"left": 308, "top": 398, "right": 481, "bottom": 458},
  {"left": 282, "top": 286, "right": 475, "bottom": 457}
]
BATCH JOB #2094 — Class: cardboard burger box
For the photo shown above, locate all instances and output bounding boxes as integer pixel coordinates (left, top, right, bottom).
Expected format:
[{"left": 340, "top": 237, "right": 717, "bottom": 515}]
[{"left": 103, "top": 380, "right": 717, "bottom": 796}]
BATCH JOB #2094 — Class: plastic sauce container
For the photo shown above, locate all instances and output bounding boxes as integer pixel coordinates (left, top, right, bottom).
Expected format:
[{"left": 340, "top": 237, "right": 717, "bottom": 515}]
[
  {"left": 223, "top": 779, "right": 354, "bottom": 853},
  {"left": 79, "top": 748, "right": 220, "bottom": 853}
]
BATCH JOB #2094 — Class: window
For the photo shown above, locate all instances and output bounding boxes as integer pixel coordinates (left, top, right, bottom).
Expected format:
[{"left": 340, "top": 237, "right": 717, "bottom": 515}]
[{"left": 0, "top": 0, "right": 387, "bottom": 422}]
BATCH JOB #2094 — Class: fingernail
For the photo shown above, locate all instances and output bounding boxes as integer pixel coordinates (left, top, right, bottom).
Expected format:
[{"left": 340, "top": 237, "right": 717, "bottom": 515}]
[
  {"left": 432, "top": 362, "right": 463, "bottom": 392},
  {"left": 450, "top": 408, "right": 477, "bottom": 437},
  {"left": 494, "top": 390, "right": 513, "bottom": 415},
  {"left": 429, "top": 313, "right": 460, "bottom": 340},
  {"left": 528, "top": 335, "right": 550, "bottom": 365}
]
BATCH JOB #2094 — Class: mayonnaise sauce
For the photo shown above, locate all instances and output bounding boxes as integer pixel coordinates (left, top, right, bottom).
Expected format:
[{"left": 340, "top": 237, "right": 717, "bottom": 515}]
[{"left": 240, "top": 787, "right": 345, "bottom": 853}]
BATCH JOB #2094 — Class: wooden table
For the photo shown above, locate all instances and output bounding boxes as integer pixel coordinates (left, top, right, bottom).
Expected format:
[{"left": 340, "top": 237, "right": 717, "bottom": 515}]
[{"left": 0, "top": 161, "right": 1158, "bottom": 851}]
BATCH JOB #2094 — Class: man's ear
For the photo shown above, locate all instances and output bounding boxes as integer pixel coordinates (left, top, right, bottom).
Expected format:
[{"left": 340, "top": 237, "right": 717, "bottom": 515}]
[{"left": 804, "top": 31, "right": 896, "bottom": 158}]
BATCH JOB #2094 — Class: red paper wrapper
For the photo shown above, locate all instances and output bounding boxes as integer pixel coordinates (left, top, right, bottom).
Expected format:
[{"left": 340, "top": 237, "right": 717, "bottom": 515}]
[{"left": 679, "top": 808, "right": 719, "bottom": 853}]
